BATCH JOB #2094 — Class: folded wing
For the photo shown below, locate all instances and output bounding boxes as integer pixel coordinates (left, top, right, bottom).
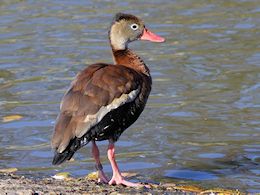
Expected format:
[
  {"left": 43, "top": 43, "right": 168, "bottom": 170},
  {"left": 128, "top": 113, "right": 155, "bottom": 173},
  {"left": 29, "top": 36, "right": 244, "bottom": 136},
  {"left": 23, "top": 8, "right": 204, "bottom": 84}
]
[{"left": 51, "top": 63, "right": 141, "bottom": 153}]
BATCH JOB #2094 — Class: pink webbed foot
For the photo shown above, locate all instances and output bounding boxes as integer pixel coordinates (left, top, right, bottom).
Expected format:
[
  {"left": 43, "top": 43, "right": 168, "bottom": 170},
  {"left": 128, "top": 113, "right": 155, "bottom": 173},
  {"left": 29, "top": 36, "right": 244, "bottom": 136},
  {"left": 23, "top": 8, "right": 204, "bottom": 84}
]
[{"left": 109, "top": 174, "right": 143, "bottom": 187}]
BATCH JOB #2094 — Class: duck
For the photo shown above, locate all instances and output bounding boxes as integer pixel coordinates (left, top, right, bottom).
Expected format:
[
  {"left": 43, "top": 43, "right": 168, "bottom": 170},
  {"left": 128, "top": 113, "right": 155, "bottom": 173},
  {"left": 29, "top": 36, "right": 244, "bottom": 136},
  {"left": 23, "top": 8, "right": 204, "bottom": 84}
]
[{"left": 51, "top": 12, "right": 165, "bottom": 187}]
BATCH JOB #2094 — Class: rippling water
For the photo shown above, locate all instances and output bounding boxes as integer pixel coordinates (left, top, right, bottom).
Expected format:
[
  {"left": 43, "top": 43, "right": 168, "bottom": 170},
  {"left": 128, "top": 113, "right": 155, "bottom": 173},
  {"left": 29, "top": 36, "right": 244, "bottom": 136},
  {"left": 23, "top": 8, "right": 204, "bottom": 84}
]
[{"left": 0, "top": 0, "right": 259, "bottom": 193}]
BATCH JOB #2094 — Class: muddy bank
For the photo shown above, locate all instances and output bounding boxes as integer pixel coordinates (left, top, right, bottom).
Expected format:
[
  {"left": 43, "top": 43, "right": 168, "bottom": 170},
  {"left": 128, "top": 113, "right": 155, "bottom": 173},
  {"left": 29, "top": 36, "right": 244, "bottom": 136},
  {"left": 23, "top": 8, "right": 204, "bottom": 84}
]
[{"left": 0, "top": 173, "right": 244, "bottom": 195}]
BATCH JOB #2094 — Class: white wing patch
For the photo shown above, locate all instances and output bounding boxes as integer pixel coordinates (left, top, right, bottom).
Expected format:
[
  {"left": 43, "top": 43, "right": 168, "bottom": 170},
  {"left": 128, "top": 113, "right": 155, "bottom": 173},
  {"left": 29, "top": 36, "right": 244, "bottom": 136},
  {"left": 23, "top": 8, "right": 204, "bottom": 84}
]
[{"left": 75, "top": 87, "right": 140, "bottom": 137}]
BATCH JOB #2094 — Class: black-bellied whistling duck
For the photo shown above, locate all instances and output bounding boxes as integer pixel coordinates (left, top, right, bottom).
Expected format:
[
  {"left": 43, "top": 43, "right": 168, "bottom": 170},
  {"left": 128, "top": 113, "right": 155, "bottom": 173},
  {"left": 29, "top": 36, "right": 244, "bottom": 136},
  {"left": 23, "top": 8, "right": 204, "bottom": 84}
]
[{"left": 51, "top": 13, "right": 165, "bottom": 187}]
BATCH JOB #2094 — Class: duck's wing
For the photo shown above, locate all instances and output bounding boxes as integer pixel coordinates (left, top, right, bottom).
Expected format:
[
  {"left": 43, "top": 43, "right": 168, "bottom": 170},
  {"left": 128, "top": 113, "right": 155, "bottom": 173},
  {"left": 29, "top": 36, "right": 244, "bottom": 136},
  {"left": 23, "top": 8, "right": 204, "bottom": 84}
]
[{"left": 51, "top": 63, "right": 141, "bottom": 155}]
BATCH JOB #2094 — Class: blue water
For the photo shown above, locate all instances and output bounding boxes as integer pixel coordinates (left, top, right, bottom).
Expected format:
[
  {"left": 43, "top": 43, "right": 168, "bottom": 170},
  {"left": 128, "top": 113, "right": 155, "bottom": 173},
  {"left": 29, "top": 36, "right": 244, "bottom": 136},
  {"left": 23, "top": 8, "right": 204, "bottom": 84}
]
[{"left": 0, "top": 0, "right": 259, "bottom": 193}]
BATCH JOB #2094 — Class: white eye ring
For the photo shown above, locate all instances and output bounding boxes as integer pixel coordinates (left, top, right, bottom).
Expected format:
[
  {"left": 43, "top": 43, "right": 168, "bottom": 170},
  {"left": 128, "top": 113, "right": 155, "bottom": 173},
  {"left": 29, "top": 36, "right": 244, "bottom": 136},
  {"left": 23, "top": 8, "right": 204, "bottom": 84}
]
[{"left": 130, "top": 23, "right": 139, "bottom": 30}]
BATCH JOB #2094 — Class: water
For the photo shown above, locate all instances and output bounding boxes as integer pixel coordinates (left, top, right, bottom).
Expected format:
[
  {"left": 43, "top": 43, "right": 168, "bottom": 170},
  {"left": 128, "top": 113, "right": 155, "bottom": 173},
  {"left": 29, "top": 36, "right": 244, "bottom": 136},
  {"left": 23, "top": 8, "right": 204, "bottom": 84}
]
[{"left": 0, "top": 0, "right": 259, "bottom": 193}]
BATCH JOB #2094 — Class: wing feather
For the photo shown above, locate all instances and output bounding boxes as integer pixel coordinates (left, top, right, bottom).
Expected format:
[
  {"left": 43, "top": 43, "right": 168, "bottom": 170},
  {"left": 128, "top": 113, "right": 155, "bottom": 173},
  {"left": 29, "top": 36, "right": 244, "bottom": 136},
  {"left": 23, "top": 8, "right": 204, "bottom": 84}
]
[{"left": 52, "top": 64, "right": 141, "bottom": 152}]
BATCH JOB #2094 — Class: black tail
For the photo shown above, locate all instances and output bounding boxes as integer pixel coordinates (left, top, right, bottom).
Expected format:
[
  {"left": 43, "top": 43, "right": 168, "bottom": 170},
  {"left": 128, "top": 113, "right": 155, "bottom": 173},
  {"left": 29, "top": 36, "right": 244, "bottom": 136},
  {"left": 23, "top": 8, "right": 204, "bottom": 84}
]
[
  {"left": 52, "top": 150, "right": 75, "bottom": 165},
  {"left": 52, "top": 137, "right": 90, "bottom": 165}
]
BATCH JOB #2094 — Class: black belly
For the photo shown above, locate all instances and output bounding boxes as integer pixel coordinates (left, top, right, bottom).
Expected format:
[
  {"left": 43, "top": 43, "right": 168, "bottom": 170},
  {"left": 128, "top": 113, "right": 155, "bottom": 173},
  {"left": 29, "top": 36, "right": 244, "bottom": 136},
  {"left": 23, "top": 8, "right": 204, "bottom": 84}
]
[{"left": 81, "top": 96, "right": 145, "bottom": 143}]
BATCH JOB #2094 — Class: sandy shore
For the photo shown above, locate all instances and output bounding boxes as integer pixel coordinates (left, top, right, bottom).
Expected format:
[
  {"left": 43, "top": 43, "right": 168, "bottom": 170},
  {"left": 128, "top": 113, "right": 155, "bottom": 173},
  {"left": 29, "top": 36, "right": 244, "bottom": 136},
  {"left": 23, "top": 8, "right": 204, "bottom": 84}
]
[{"left": 0, "top": 173, "right": 243, "bottom": 195}]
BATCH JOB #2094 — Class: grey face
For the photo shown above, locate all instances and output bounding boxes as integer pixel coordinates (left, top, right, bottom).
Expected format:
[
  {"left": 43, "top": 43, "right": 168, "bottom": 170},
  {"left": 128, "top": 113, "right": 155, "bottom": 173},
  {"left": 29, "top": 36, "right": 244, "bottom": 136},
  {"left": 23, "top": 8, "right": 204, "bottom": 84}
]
[{"left": 110, "top": 17, "right": 145, "bottom": 50}]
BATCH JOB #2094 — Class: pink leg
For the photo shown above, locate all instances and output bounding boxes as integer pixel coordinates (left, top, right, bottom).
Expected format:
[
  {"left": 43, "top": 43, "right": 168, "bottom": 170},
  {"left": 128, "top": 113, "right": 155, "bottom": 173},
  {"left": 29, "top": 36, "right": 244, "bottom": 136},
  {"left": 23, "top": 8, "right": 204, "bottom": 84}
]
[
  {"left": 107, "top": 141, "right": 144, "bottom": 187},
  {"left": 92, "top": 141, "right": 109, "bottom": 183}
]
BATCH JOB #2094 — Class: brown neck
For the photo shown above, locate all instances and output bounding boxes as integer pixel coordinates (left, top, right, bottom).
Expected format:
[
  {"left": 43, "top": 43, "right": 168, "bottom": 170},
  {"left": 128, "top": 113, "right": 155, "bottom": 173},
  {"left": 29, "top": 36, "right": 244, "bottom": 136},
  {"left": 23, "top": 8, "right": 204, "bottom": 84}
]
[{"left": 112, "top": 49, "right": 150, "bottom": 76}]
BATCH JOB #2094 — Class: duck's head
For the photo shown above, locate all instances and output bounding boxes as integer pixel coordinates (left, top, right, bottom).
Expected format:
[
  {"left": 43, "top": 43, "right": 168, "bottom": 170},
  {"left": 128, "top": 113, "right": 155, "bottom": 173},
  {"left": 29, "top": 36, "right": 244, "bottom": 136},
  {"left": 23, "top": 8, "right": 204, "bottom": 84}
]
[{"left": 109, "top": 13, "right": 165, "bottom": 50}]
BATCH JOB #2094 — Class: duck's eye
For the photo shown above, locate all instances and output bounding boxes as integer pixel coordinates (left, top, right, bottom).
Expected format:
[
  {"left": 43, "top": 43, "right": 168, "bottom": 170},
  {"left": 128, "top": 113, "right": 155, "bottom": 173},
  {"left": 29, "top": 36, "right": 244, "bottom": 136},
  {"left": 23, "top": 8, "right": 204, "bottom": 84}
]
[{"left": 130, "top": 23, "right": 139, "bottom": 31}]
